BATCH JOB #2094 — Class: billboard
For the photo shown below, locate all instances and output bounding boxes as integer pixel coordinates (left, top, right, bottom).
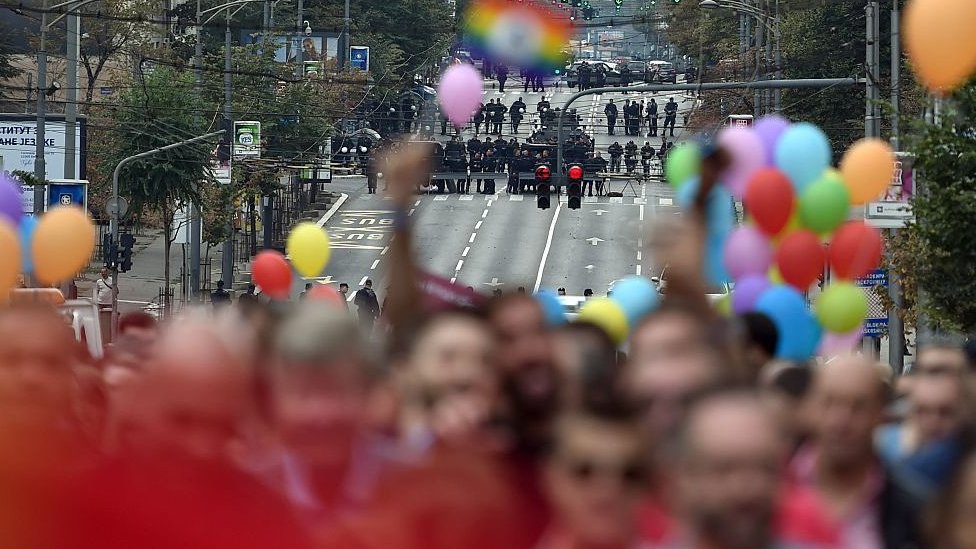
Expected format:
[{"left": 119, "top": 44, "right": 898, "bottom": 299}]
[
  {"left": 233, "top": 121, "right": 261, "bottom": 158},
  {"left": 241, "top": 32, "right": 339, "bottom": 63},
  {"left": 350, "top": 46, "right": 369, "bottom": 71},
  {"left": 866, "top": 152, "right": 915, "bottom": 229},
  {"left": 47, "top": 180, "right": 87, "bottom": 211},
  {"left": 0, "top": 114, "right": 87, "bottom": 182}
]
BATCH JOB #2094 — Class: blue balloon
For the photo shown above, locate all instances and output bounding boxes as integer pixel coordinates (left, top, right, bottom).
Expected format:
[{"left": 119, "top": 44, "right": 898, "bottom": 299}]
[
  {"left": 755, "top": 285, "right": 822, "bottom": 361},
  {"left": 535, "top": 290, "right": 566, "bottom": 326},
  {"left": 774, "top": 122, "right": 831, "bottom": 192},
  {"left": 18, "top": 215, "right": 37, "bottom": 274},
  {"left": 609, "top": 276, "right": 659, "bottom": 326}
]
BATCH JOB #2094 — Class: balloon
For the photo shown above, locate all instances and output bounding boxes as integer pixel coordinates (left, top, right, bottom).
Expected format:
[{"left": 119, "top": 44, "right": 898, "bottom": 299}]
[
  {"left": 732, "top": 274, "right": 771, "bottom": 314},
  {"left": 815, "top": 282, "right": 868, "bottom": 333},
  {"left": 577, "top": 297, "right": 629, "bottom": 345},
  {"left": 840, "top": 139, "right": 896, "bottom": 205},
  {"left": 286, "top": 222, "right": 331, "bottom": 278},
  {"left": 904, "top": 0, "right": 976, "bottom": 93},
  {"left": 438, "top": 64, "right": 484, "bottom": 128},
  {"left": 252, "top": 250, "right": 292, "bottom": 300},
  {"left": 773, "top": 209, "right": 803, "bottom": 242},
  {"left": 665, "top": 143, "right": 701, "bottom": 190},
  {"left": 609, "top": 276, "right": 659, "bottom": 327},
  {"left": 32, "top": 207, "right": 95, "bottom": 285},
  {"left": 308, "top": 284, "right": 345, "bottom": 306},
  {"left": 829, "top": 221, "right": 882, "bottom": 279},
  {"left": 0, "top": 220, "right": 20, "bottom": 298},
  {"left": 0, "top": 175, "right": 23, "bottom": 228},
  {"left": 717, "top": 126, "right": 765, "bottom": 197},
  {"left": 775, "top": 230, "right": 825, "bottom": 290},
  {"left": 744, "top": 168, "right": 795, "bottom": 236},
  {"left": 768, "top": 266, "right": 784, "bottom": 285},
  {"left": 535, "top": 290, "right": 566, "bottom": 326},
  {"left": 819, "top": 325, "right": 864, "bottom": 356},
  {"left": 716, "top": 293, "right": 732, "bottom": 317},
  {"left": 18, "top": 216, "right": 37, "bottom": 274},
  {"left": 798, "top": 169, "right": 851, "bottom": 235},
  {"left": 756, "top": 285, "right": 821, "bottom": 361},
  {"left": 753, "top": 115, "right": 790, "bottom": 166},
  {"left": 723, "top": 226, "right": 773, "bottom": 280},
  {"left": 774, "top": 123, "right": 831, "bottom": 192}
]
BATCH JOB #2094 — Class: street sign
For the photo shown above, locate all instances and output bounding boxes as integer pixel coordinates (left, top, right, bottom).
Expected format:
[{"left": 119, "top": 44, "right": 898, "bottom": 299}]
[
  {"left": 105, "top": 196, "right": 129, "bottom": 218},
  {"left": 46, "top": 179, "right": 87, "bottom": 211},
  {"left": 233, "top": 121, "right": 261, "bottom": 158},
  {"left": 855, "top": 268, "right": 889, "bottom": 337},
  {"left": 866, "top": 152, "right": 915, "bottom": 228},
  {"left": 350, "top": 46, "right": 370, "bottom": 71}
]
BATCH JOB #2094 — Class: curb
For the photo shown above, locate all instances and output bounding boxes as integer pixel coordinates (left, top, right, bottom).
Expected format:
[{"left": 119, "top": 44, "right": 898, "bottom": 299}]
[{"left": 316, "top": 193, "right": 348, "bottom": 228}]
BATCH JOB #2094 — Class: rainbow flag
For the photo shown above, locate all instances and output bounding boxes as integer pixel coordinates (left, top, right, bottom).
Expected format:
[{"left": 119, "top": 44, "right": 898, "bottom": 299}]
[{"left": 462, "top": 0, "right": 572, "bottom": 74}]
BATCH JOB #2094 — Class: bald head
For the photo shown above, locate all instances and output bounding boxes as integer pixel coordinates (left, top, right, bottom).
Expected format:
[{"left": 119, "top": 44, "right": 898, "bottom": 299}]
[{"left": 807, "top": 355, "right": 888, "bottom": 468}]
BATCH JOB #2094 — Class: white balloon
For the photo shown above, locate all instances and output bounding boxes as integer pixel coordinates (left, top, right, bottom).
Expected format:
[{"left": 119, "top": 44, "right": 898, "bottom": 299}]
[{"left": 340, "top": 147, "right": 348, "bottom": 153}]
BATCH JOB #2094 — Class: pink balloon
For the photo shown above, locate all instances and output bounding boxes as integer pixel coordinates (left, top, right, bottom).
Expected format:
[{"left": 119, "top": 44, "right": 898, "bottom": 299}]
[
  {"left": 723, "top": 225, "right": 773, "bottom": 280},
  {"left": 438, "top": 64, "right": 484, "bottom": 128},
  {"left": 718, "top": 126, "right": 765, "bottom": 198},
  {"left": 818, "top": 325, "right": 864, "bottom": 356}
]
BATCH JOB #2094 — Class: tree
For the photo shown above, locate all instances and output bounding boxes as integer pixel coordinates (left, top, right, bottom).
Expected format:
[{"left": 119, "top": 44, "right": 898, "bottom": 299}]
[
  {"left": 900, "top": 83, "right": 976, "bottom": 332},
  {"left": 95, "top": 65, "right": 214, "bottom": 292},
  {"left": 0, "top": 21, "right": 21, "bottom": 101}
]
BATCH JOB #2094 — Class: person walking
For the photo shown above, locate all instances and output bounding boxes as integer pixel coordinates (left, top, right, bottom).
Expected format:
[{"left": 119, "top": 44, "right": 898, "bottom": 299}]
[
  {"left": 608, "top": 141, "right": 624, "bottom": 172},
  {"left": 664, "top": 97, "right": 678, "bottom": 137},
  {"left": 604, "top": 99, "right": 618, "bottom": 135},
  {"left": 353, "top": 279, "right": 380, "bottom": 332},
  {"left": 647, "top": 98, "right": 659, "bottom": 137},
  {"left": 497, "top": 64, "right": 508, "bottom": 93}
]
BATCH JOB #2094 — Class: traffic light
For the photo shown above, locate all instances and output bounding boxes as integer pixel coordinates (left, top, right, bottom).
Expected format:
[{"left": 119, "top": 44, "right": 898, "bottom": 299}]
[
  {"left": 118, "top": 233, "right": 135, "bottom": 273},
  {"left": 102, "top": 233, "right": 117, "bottom": 269},
  {"left": 567, "top": 164, "right": 583, "bottom": 210},
  {"left": 535, "top": 165, "right": 552, "bottom": 210}
]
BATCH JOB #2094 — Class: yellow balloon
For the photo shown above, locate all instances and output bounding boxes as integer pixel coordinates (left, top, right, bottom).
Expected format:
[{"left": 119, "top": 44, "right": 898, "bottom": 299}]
[
  {"left": 32, "top": 207, "right": 95, "bottom": 285},
  {"left": 715, "top": 293, "right": 732, "bottom": 318},
  {"left": 840, "top": 139, "right": 895, "bottom": 205},
  {"left": 0, "top": 220, "right": 20, "bottom": 300},
  {"left": 577, "top": 297, "right": 629, "bottom": 345},
  {"left": 768, "top": 266, "right": 785, "bottom": 286},
  {"left": 904, "top": 0, "right": 976, "bottom": 93},
  {"left": 772, "top": 210, "right": 801, "bottom": 244},
  {"left": 286, "top": 222, "right": 331, "bottom": 278}
]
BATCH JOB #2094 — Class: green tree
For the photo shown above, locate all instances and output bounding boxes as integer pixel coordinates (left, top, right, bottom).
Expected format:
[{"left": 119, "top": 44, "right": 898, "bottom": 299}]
[
  {"left": 0, "top": 21, "right": 21, "bottom": 100},
  {"left": 96, "top": 66, "right": 215, "bottom": 290}
]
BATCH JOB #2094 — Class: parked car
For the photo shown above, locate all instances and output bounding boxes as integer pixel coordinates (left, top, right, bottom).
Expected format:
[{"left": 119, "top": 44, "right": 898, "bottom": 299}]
[
  {"left": 617, "top": 60, "right": 651, "bottom": 82},
  {"left": 647, "top": 60, "right": 677, "bottom": 84}
]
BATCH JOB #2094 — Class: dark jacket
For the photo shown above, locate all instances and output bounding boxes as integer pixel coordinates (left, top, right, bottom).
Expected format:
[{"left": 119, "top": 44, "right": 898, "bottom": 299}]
[{"left": 608, "top": 143, "right": 624, "bottom": 158}]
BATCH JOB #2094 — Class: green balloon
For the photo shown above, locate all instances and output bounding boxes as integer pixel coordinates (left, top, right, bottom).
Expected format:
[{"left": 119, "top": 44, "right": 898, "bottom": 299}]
[
  {"left": 665, "top": 143, "right": 701, "bottom": 189},
  {"left": 799, "top": 170, "right": 851, "bottom": 235},
  {"left": 815, "top": 282, "right": 867, "bottom": 333}
]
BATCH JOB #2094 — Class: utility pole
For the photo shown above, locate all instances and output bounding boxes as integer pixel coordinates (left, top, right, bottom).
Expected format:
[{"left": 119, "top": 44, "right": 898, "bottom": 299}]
[
  {"left": 339, "top": 0, "right": 350, "bottom": 70},
  {"left": 295, "top": 0, "right": 304, "bottom": 78},
  {"left": 865, "top": 0, "right": 881, "bottom": 138},
  {"left": 221, "top": 8, "right": 235, "bottom": 288},
  {"left": 34, "top": 1, "right": 48, "bottom": 214},
  {"left": 774, "top": 0, "right": 781, "bottom": 112},
  {"left": 64, "top": 12, "right": 80, "bottom": 179},
  {"left": 190, "top": 0, "right": 204, "bottom": 300},
  {"left": 753, "top": 0, "right": 764, "bottom": 115},
  {"left": 887, "top": 0, "right": 905, "bottom": 372}
]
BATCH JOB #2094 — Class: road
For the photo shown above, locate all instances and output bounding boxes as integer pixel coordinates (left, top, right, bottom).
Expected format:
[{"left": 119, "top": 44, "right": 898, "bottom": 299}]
[{"left": 322, "top": 73, "right": 693, "bottom": 303}]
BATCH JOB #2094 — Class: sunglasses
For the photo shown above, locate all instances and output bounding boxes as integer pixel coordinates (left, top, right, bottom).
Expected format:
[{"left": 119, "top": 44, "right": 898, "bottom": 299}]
[{"left": 559, "top": 456, "right": 647, "bottom": 487}]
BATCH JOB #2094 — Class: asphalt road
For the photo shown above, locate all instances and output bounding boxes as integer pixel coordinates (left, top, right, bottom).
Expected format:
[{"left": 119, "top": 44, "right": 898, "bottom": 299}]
[{"left": 319, "top": 75, "right": 693, "bottom": 304}]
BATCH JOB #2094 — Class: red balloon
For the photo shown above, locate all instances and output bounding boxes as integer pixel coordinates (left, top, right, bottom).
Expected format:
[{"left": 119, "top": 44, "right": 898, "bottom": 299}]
[
  {"left": 308, "top": 284, "right": 345, "bottom": 306},
  {"left": 252, "top": 250, "right": 292, "bottom": 299},
  {"left": 745, "top": 168, "right": 795, "bottom": 235},
  {"left": 775, "top": 230, "right": 826, "bottom": 290},
  {"left": 830, "top": 221, "right": 882, "bottom": 279}
]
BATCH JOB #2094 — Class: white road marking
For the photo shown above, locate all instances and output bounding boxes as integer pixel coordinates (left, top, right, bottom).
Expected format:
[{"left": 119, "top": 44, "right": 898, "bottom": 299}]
[
  {"left": 408, "top": 208, "right": 416, "bottom": 215},
  {"left": 119, "top": 299, "right": 152, "bottom": 305},
  {"left": 610, "top": 197, "right": 623, "bottom": 204},
  {"left": 370, "top": 259, "right": 380, "bottom": 270},
  {"left": 414, "top": 199, "right": 421, "bottom": 207},
  {"left": 482, "top": 209, "right": 489, "bottom": 218},
  {"left": 434, "top": 195, "right": 448, "bottom": 201},
  {"left": 509, "top": 195, "right": 524, "bottom": 201},
  {"left": 459, "top": 195, "right": 473, "bottom": 201},
  {"left": 358, "top": 275, "right": 368, "bottom": 286},
  {"left": 636, "top": 264, "right": 642, "bottom": 275},
  {"left": 639, "top": 204, "right": 644, "bottom": 221},
  {"left": 592, "top": 209, "right": 607, "bottom": 216},
  {"left": 586, "top": 237, "right": 605, "bottom": 246},
  {"left": 380, "top": 246, "right": 389, "bottom": 255},
  {"left": 462, "top": 246, "right": 470, "bottom": 257},
  {"left": 533, "top": 203, "right": 562, "bottom": 293},
  {"left": 484, "top": 278, "right": 504, "bottom": 287},
  {"left": 455, "top": 260, "right": 464, "bottom": 272},
  {"left": 659, "top": 198, "right": 673, "bottom": 206},
  {"left": 475, "top": 220, "right": 483, "bottom": 230},
  {"left": 487, "top": 200, "right": 493, "bottom": 207},
  {"left": 469, "top": 233, "right": 477, "bottom": 243}
]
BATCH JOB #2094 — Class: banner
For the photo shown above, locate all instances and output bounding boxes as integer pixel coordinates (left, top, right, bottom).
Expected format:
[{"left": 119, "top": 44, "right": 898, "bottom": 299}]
[
  {"left": 0, "top": 115, "right": 86, "bottom": 181},
  {"left": 350, "top": 46, "right": 370, "bottom": 71},
  {"left": 233, "top": 121, "right": 261, "bottom": 158}
]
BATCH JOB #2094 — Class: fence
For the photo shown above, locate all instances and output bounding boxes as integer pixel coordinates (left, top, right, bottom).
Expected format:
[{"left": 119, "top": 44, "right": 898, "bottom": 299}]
[{"left": 234, "top": 172, "right": 317, "bottom": 264}]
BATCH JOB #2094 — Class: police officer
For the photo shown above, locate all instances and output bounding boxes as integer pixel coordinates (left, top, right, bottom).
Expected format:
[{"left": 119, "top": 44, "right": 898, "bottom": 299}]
[
  {"left": 604, "top": 99, "right": 618, "bottom": 135},
  {"left": 647, "top": 98, "right": 659, "bottom": 137},
  {"left": 608, "top": 141, "right": 624, "bottom": 172},
  {"left": 640, "top": 141, "right": 655, "bottom": 177},
  {"left": 497, "top": 64, "right": 509, "bottom": 92},
  {"left": 594, "top": 64, "right": 607, "bottom": 88},
  {"left": 664, "top": 97, "right": 678, "bottom": 137},
  {"left": 366, "top": 146, "right": 379, "bottom": 194},
  {"left": 578, "top": 62, "right": 591, "bottom": 92},
  {"left": 510, "top": 97, "right": 527, "bottom": 134},
  {"left": 470, "top": 151, "right": 484, "bottom": 194},
  {"left": 624, "top": 140, "right": 638, "bottom": 173},
  {"left": 473, "top": 103, "right": 486, "bottom": 135},
  {"left": 467, "top": 135, "right": 483, "bottom": 162},
  {"left": 619, "top": 62, "right": 632, "bottom": 90},
  {"left": 537, "top": 98, "right": 551, "bottom": 114},
  {"left": 622, "top": 100, "right": 632, "bottom": 136},
  {"left": 481, "top": 148, "right": 498, "bottom": 194}
]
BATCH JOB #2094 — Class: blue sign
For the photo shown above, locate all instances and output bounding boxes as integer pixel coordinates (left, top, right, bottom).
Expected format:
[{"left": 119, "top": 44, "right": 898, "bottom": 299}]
[
  {"left": 350, "top": 46, "right": 369, "bottom": 71},
  {"left": 47, "top": 182, "right": 87, "bottom": 211},
  {"left": 855, "top": 268, "right": 889, "bottom": 337}
]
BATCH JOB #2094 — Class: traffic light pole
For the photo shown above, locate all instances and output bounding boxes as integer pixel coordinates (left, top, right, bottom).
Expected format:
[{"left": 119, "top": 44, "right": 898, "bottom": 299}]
[
  {"left": 553, "top": 78, "right": 860, "bottom": 184},
  {"left": 109, "top": 130, "right": 224, "bottom": 341}
]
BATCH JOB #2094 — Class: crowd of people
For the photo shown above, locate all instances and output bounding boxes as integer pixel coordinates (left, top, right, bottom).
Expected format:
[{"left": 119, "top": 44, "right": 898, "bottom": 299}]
[
  {"left": 604, "top": 98, "right": 679, "bottom": 138},
  {"left": 1, "top": 143, "right": 973, "bottom": 549}
]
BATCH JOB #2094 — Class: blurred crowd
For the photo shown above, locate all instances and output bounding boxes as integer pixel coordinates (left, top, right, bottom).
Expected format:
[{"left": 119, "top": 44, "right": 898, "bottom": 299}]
[{"left": 1, "top": 144, "right": 974, "bottom": 549}]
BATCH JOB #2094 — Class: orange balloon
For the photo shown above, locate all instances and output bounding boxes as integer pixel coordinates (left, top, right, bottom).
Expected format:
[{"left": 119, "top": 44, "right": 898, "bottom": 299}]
[
  {"left": 32, "top": 207, "right": 95, "bottom": 285},
  {"left": 840, "top": 139, "right": 895, "bottom": 205},
  {"left": 904, "top": 0, "right": 976, "bottom": 93},
  {"left": 0, "top": 220, "right": 20, "bottom": 300}
]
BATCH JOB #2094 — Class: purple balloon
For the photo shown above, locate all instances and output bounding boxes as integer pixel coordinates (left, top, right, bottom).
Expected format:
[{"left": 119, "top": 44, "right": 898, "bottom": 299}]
[
  {"left": 0, "top": 174, "right": 24, "bottom": 227},
  {"left": 732, "top": 275, "right": 771, "bottom": 314},
  {"left": 717, "top": 126, "right": 765, "bottom": 198},
  {"left": 819, "top": 325, "right": 864, "bottom": 356},
  {"left": 753, "top": 115, "right": 791, "bottom": 167},
  {"left": 723, "top": 225, "right": 773, "bottom": 280},
  {"left": 438, "top": 64, "right": 484, "bottom": 128}
]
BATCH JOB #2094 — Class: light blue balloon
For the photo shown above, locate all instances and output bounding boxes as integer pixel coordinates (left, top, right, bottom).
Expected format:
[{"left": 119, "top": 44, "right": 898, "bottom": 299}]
[
  {"left": 18, "top": 215, "right": 37, "bottom": 274},
  {"left": 609, "top": 276, "right": 659, "bottom": 326},
  {"left": 535, "top": 290, "right": 566, "bottom": 326},
  {"left": 755, "top": 285, "right": 821, "bottom": 361},
  {"left": 774, "top": 122, "right": 831, "bottom": 192}
]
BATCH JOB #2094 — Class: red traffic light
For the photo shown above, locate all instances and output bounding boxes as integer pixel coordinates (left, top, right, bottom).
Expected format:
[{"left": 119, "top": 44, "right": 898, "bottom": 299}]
[
  {"left": 567, "top": 165, "right": 584, "bottom": 181},
  {"left": 535, "top": 165, "right": 552, "bottom": 182}
]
